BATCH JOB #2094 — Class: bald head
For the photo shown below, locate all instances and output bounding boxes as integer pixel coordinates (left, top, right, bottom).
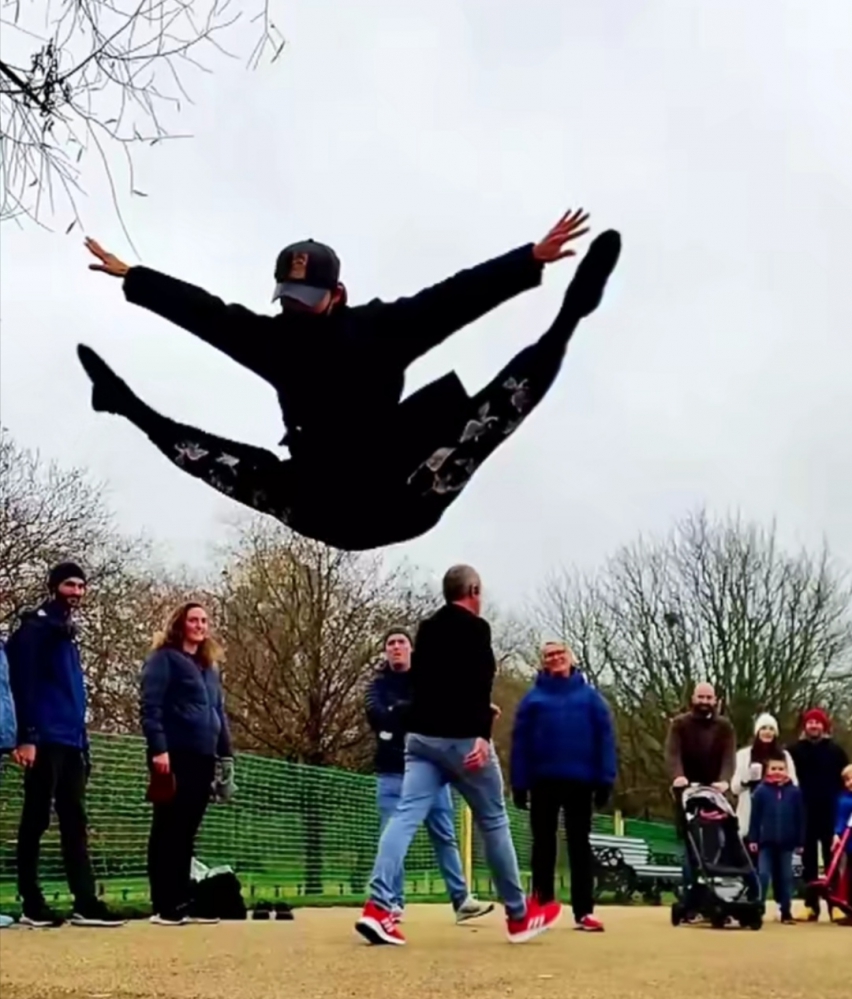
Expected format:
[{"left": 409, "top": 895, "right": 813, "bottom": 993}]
[
  {"left": 442, "top": 564, "right": 482, "bottom": 610},
  {"left": 691, "top": 682, "right": 717, "bottom": 718}
]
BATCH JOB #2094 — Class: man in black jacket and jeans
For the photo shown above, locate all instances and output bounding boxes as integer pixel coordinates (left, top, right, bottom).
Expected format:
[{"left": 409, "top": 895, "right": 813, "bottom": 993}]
[
  {"left": 356, "top": 566, "right": 562, "bottom": 946},
  {"left": 6, "top": 562, "right": 124, "bottom": 928},
  {"left": 366, "top": 629, "right": 492, "bottom": 924},
  {"left": 77, "top": 215, "right": 621, "bottom": 550}
]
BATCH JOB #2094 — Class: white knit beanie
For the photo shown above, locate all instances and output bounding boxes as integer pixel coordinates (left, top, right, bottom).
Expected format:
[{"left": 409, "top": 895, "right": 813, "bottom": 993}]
[{"left": 754, "top": 713, "right": 779, "bottom": 737}]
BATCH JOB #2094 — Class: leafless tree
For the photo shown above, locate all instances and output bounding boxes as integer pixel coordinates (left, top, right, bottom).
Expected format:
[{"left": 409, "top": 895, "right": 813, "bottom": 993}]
[
  {"left": 0, "top": 0, "right": 284, "bottom": 228},
  {"left": 0, "top": 428, "right": 188, "bottom": 732},
  {"left": 532, "top": 509, "right": 852, "bottom": 817},
  {"left": 214, "top": 519, "right": 433, "bottom": 769},
  {"left": 0, "top": 428, "right": 135, "bottom": 626}
]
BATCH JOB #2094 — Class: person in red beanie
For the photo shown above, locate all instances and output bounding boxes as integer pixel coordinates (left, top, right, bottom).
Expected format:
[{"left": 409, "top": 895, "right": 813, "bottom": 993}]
[{"left": 788, "top": 708, "right": 849, "bottom": 920}]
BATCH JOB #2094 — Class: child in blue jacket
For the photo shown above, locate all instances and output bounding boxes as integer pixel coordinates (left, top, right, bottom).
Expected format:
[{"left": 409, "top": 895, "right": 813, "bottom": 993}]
[
  {"left": 748, "top": 753, "right": 806, "bottom": 924},
  {"left": 833, "top": 765, "right": 852, "bottom": 855}
]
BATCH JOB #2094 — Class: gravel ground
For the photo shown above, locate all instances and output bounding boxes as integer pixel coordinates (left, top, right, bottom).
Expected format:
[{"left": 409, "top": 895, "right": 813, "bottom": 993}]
[{"left": 0, "top": 904, "right": 848, "bottom": 999}]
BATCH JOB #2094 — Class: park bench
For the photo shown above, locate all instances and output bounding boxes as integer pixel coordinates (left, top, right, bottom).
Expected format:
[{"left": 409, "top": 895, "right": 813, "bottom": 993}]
[{"left": 590, "top": 833, "right": 682, "bottom": 905}]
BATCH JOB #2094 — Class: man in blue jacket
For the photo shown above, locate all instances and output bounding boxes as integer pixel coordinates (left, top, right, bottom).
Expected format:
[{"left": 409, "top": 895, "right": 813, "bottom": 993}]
[
  {"left": 6, "top": 562, "right": 124, "bottom": 928},
  {"left": 365, "top": 629, "right": 492, "bottom": 925},
  {"left": 510, "top": 641, "right": 617, "bottom": 932}
]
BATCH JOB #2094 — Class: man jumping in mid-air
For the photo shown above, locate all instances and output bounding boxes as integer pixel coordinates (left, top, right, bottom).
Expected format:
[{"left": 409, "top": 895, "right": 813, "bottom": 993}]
[{"left": 78, "top": 211, "right": 621, "bottom": 550}]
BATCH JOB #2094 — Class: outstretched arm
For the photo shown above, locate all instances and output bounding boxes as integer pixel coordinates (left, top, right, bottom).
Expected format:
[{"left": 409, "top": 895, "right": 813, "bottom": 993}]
[
  {"left": 369, "top": 209, "right": 590, "bottom": 367},
  {"left": 85, "top": 238, "right": 275, "bottom": 379}
]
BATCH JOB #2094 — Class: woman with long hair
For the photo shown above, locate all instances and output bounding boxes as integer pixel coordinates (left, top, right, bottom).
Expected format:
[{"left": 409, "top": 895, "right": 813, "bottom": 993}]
[
  {"left": 732, "top": 713, "right": 798, "bottom": 837},
  {"left": 140, "top": 601, "right": 234, "bottom": 925}
]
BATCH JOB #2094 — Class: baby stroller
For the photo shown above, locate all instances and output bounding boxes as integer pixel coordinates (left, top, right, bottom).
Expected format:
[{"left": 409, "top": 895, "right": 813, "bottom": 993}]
[
  {"left": 809, "top": 811, "right": 852, "bottom": 919},
  {"left": 671, "top": 785, "right": 763, "bottom": 930}
]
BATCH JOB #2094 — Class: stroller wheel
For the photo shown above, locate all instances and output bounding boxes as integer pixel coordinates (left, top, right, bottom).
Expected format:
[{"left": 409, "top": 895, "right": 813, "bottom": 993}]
[
  {"left": 748, "top": 912, "right": 763, "bottom": 930},
  {"left": 670, "top": 902, "right": 684, "bottom": 927},
  {"left": 710, "top": 913, "right": 727, "bottom": 929}
]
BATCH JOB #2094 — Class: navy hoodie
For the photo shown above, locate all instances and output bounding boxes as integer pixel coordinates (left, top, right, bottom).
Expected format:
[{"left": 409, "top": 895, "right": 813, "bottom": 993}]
[
  {"left": 748, "top": 780, "right": 806, "bottom": 850},
  {"left": 6, "top": 600, "right": 88, "bottom": 749},
  {"left": 510, "top": 669, "right": 618, "bottom": 792},
  {"left": 365, "top": 662, "right": 412, "bottom": 775},
  {"left": 140, "top": 647, "right": 232, "bottom": 758}
]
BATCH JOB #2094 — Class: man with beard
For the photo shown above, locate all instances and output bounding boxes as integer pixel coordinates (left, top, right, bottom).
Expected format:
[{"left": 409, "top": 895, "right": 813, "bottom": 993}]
[
  {"left": 788, "top": 708, "right": 849, "bottom": 921},
  {"left": 665, "top": 682, "right": 736, "bottom": 915},
  {"left": 6, "top": 562, "right": 125, "bottom": 928}
]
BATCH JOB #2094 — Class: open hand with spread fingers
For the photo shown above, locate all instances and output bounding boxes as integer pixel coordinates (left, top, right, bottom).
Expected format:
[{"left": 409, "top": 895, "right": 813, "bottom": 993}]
[
  {"left": 85, "top": 237, "right": 130, "bottom": 278},
  {"left": 533, "top": 208, "right": 591, "bottom": 263}
]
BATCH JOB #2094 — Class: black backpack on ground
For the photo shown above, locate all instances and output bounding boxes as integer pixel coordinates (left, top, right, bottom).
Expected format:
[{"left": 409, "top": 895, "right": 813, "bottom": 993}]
[{"left": 190, "top": 871, "right": 247, "bottom": 920}]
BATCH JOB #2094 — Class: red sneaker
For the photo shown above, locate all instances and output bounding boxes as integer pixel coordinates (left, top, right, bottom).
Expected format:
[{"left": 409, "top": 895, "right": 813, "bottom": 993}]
[
  {"left": 575, "top": 914, "right": 604, "bottom": 932},
  {"left": 355, "top": 901, "right": 406, "bottom": 946},
  {"left": 506, "top": 897, "right": 562, "bottom": 943}
]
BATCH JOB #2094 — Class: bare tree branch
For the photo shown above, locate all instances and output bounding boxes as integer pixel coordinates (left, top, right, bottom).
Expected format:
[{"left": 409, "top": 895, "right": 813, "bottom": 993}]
[{"left": 0, "top": 0, "right": 285, "bottom": 228}]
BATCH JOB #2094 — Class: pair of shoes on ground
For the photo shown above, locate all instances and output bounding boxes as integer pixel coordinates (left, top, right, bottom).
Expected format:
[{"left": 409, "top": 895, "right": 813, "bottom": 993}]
[
  {"left": 357, "top": 897, "right": 601, "bottom": 946},
  {"left": 20, "top": 899, "right": 126, "bottom": 928}
]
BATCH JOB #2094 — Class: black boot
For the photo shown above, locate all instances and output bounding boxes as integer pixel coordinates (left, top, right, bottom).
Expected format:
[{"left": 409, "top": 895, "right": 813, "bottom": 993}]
[
  {"left": 559, "top": 229, "right": 622, "bottom": 320},
  {"left": 77, "top": 344, "right": 140, "bottom": 418}
]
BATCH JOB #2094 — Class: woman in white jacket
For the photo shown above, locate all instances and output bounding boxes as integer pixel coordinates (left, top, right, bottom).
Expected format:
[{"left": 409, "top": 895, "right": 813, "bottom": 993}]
[{"left": 732, "top": 713, "right": 798, "bottom": 837}]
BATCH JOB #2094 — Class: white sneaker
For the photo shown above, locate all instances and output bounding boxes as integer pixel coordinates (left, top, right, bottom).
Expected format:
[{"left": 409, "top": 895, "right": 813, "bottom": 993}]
[
  {"left": 455, "top": 895, "right": 495, "bottom": 924},
  {"left": 150, "top": 912, "right": 189, "bottom": 926}
]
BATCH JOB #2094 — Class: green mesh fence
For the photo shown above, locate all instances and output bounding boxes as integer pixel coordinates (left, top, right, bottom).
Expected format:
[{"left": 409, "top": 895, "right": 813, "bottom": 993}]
[{"left": 0, "top": 733, "right": 678, "bottom": 912}]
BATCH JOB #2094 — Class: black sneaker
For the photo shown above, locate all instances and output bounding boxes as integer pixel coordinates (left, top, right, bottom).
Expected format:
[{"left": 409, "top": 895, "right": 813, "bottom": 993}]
[
  {"left": 70, "top": 900, "right": 126, "bottom": 927},
  {"left": 20, "top": 900, "right": 65, "bottom": 928}
]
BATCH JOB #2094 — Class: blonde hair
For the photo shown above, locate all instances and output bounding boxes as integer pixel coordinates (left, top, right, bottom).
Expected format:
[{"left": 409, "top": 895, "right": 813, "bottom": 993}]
[
  {"left": 842, "top": 764, "right": 852, "bottom": 784},
  {"left": 152, "top": 601, "right": 223, "bottom": 668}
]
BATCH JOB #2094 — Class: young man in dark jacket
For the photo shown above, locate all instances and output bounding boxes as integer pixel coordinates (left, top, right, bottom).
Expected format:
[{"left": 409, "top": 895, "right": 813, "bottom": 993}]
[
  {"left": 365, "top": 629, "right": 491, "bottom": 924},
  {"left": 6, "top": 562, "right": 124, "bottom": 927},
  {"left": 77, "top": 217, "right": 621, "bottom": 551},
  {"left": 510, "top": 642, "right": 617, "bottom": 932},
  {"left": 788, "top": 707, "right": 850, "bottom": 920},
  {"left": 357, "top": 565, "right": 561, "bottom": 946},
  {"left": 747, "top": 754, "right": 806, "bottom": 924}
]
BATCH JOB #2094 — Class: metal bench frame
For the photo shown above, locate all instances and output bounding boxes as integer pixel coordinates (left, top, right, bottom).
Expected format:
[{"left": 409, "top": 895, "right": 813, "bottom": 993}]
[{"left": 590, "top": 833, "right": 682, "bottom": 905}]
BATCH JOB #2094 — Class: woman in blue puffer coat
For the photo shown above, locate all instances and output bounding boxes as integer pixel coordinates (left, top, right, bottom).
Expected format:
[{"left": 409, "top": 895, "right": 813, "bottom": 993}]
[{"left": 510, "top": 642, "right": 617, "bottom": 932}]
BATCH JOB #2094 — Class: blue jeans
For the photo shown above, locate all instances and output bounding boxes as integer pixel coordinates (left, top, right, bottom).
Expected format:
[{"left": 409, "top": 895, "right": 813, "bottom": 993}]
[
  {"left": 369, "top": 735, "right": 526, "bottom": 920},
  {"left": 758, "top": 847, "right": 794, "bottom": 915},
  {"left": 376, "top": 772, "right": 468, "bottom": 909}
]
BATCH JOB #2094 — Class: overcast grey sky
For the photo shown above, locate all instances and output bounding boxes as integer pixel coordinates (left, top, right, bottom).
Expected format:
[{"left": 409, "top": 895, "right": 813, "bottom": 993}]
[{"left": 2, "top": 0, "right": 851, "bottom": 604}]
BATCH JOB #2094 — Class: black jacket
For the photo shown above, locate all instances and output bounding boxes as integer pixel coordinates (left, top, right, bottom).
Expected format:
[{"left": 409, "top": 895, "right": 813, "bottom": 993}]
[
  {"left": 122, "top": 245, "right": 544, "bottom": 456},
  {"left": 140, "top": 647, "right": 232, "bottom": 758},
  {"left": 407, "top": 604, "right": 496, "bottom": 741},
  {"left": 788, "top": 737, "right": 849, "bottom": 817},
  {"left": 365, "top": 663, "right": 412, "bottom": 775}
]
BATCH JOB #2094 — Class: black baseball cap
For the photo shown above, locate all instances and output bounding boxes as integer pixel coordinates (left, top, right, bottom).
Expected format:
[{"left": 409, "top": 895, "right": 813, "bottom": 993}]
[{"left": 273, "top": 239, "right": 341, "bottom": 308}]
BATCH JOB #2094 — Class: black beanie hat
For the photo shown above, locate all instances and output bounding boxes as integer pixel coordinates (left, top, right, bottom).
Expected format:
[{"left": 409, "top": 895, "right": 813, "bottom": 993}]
[
  {"left": 48, "top": 561, "right": 87, "bottom": 592},
  {"left": 382, "top": 627, "right": 413, "bottom": 647}
]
